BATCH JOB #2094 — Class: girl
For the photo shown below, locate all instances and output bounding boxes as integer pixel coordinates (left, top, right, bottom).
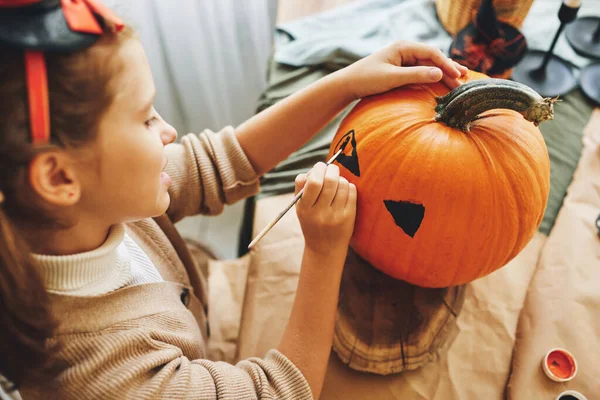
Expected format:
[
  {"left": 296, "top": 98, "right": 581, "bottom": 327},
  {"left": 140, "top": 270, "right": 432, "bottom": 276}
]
[{"left": 0, "top": 1, "right": 466, "bottom": 399}]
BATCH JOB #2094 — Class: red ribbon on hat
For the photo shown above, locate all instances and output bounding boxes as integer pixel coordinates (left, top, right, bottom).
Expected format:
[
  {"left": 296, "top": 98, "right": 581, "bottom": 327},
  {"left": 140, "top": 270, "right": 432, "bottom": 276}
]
[
  {"left": 24, "top": 51, "right": 50, "bottom": 144},
  {"left": 0, "top": 0, "right": 124, "bottom": 144},
  {"left": 61, "top": 0, "right": 124, "bottom": 34},
  {"left": 0, "top": 0, "right": 123, "bottom": 32}
]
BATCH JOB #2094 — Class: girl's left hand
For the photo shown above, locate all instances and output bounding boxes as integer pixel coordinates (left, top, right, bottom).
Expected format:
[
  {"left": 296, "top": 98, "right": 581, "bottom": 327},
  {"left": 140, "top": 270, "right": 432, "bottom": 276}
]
[{"left": 337, "top": 40, "right": 469, "bottom": 100}]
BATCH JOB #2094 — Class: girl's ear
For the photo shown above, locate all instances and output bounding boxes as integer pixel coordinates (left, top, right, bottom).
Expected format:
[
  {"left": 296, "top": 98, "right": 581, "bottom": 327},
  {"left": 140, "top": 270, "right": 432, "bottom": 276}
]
[{"left": 28, "top": 151, "right": 81, "bottom": 206}]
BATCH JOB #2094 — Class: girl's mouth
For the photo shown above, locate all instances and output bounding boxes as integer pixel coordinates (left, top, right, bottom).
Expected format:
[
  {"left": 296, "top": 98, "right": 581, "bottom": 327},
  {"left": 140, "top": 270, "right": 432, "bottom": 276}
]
[{"left": 161, "top": 171, "right": 172, "bottom": 187}]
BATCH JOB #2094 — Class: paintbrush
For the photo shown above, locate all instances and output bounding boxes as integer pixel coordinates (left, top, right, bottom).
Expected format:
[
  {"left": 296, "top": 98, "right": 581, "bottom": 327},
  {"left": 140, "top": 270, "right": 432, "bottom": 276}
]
[{"left": 248, "top": 137, "right": 350, "bottom": 250}]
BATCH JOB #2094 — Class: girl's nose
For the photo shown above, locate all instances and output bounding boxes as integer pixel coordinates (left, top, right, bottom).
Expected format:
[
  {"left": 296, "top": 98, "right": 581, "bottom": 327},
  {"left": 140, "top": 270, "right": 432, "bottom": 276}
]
[{"left": 161, "top": 122, "right": 177, "bottom": 145}]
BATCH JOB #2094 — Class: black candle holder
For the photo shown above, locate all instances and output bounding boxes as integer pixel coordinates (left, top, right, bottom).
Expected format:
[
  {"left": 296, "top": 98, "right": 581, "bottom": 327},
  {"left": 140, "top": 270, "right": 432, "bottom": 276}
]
[
  {"left": 512, "top": 2, "right": 580, "bottom": 97},
  {"left": 566, "top": 16, "right": 600, "bottom": 106},
  {"left": 580, "top": 62, "right": 600, "bottom": 105},
  {"left": 566, "top": 16, "right": 600, "bottom": 59}
]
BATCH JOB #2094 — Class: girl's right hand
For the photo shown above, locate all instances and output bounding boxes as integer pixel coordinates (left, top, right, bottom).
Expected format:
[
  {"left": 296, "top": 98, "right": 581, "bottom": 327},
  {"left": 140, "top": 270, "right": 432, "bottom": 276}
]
[{"left": 295, "top": 162, "right": 357, "bottom": 256}]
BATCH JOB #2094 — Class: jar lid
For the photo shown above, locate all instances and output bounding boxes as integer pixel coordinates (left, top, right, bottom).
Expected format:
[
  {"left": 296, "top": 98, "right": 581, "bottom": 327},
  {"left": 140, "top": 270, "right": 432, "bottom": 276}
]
[{"left": 542, "top": 348, "right": 577, "bottom": 382}]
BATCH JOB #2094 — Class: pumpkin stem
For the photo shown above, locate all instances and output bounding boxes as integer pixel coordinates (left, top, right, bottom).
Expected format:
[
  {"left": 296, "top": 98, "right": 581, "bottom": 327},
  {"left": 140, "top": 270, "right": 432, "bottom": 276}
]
[{"left": 434, "top": 79, "right": 557, "bottom": 132}]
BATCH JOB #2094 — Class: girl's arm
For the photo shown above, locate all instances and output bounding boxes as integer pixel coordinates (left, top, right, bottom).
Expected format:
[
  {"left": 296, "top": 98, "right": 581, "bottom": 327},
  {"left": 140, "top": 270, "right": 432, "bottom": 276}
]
[
  {"left": 236, "top": 41, "right": 467, "bottom": 175},
  {"left": 165, "top": 127, "right": 260, "bottom": 222},
  {"left": 164, "top": 42, "right": 466, "bottom": 222},
  {"left": 277, "top": 163, "right": 356, "bottom": 399},
  {"left": 44, "top": 164, "right": 353, "bottom": 400},
  {"left": 278, "top": 247, "right": 348, "bottom": 399}
]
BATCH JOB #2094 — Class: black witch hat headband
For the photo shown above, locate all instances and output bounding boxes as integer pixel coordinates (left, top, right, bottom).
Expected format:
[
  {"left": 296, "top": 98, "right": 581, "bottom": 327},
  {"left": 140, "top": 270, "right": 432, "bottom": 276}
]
[{"left": 0, "top": 0, "right": 124, "bottom": 145}]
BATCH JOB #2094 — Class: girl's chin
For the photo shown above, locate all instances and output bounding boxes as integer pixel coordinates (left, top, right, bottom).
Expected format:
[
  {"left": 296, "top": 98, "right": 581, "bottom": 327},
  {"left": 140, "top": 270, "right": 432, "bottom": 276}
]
[{"left": 152, "top": 192, "right": 171, "bottom": 217}]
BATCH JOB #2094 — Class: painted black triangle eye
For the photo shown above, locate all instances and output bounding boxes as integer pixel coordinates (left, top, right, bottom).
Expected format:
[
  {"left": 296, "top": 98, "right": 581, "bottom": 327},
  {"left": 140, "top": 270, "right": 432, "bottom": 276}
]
[
  {"left": 333, "top": 129, "right": 360, "bottom": 177},
  {"left": 384, "top": 200, "right": 425, "bottom": 238}
]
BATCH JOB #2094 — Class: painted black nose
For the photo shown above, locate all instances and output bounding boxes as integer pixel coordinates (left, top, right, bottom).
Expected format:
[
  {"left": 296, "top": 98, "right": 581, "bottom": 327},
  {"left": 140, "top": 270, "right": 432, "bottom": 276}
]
[{"left": 384, "top": 200, "right": 425, "bottom": 238}]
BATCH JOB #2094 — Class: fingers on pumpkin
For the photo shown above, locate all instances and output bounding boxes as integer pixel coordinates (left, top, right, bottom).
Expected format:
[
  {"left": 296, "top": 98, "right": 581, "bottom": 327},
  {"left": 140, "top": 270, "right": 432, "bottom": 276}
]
[
  {"left": 413, "top": 59, "right": 462, "bottom": 88},
  {"left": 392, "top": 66, "right": 440, "bottom": 86},
  {"left": 436, "top": 53, "right": 462, "bottom": 79},
  {"left": 441, "top": 75, "right": 463, "bottom": 90},
  {"left": 401, "top": 42, "right": 460, "bottom": 78},
  {"left": 454, "top": 62, "right": 468, "bottom": 76}
]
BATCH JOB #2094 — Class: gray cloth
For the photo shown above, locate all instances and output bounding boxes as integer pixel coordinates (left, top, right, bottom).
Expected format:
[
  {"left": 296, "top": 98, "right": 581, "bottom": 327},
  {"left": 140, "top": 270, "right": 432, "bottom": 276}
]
[
  {"left": 256, "top": 0, "right": 597, "bottom": 236},
  {"left": 274, "top": 0, "right": 599, "bottom": 68},
  {"left": 275, "top": 0, "right": 451, "bottom": 67},
  {"left": 256, "top": 61, "right": 355, "bottom": 199},
  {"left": 537, "top": 90, "right": 593, "bottom": 235}
]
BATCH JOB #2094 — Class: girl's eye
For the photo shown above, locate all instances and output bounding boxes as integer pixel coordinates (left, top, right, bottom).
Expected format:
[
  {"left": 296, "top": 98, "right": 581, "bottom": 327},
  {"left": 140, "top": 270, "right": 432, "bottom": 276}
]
[{"left": 145, "top": 116, "right": 158, "bottom": 128}]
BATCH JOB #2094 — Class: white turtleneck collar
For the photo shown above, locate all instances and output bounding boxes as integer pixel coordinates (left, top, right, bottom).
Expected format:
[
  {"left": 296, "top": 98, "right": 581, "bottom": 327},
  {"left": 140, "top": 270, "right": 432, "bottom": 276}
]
[{"left": 34, "top": 224, "right": 163, "bottom": 297}]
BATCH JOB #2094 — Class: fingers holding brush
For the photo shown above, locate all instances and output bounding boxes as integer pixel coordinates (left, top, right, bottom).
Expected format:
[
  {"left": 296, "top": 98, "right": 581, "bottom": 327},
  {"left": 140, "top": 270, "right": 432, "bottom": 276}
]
[
  {"left": 297, "top": 162, "right": 328, "bottom": 207},
  {"left": 249, "top": 148, "right": 350, "bottom": 250},
  {"left": 296, "top": 162, "right": 357, "bottom": 255}
]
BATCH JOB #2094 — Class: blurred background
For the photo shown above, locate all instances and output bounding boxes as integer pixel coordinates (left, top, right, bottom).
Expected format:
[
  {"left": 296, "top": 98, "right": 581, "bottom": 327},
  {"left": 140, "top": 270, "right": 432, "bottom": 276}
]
[{"left": 111, "top": 0, "right": 279, "bottom": 259}]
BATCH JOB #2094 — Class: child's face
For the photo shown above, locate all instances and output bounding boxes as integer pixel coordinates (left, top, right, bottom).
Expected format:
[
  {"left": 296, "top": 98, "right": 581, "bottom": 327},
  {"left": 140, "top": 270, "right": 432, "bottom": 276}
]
[{"left": 75, "top": 38, "right": 177, "bottom": 224}]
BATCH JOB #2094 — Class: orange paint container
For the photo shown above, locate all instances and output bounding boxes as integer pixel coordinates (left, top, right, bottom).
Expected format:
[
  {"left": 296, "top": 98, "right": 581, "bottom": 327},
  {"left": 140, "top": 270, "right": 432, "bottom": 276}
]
[{"left": 542, "top": 348, "right": 578, "bottom": 382}]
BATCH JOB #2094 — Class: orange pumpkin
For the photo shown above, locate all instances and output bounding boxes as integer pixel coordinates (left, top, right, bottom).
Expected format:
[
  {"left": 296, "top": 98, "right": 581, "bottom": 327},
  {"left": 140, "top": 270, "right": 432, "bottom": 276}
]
[{"left": 327, "top": 71, "right": 552, "bottom": 288}]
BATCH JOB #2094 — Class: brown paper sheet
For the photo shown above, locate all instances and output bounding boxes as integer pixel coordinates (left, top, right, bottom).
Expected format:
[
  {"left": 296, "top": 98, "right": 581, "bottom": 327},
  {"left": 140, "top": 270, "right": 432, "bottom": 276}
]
[
  {"left": 507, "top": 110, "right": 600, "bottom": 400},
  {"left": 233, "top": 194, "right": 546, "bottom": 399}
]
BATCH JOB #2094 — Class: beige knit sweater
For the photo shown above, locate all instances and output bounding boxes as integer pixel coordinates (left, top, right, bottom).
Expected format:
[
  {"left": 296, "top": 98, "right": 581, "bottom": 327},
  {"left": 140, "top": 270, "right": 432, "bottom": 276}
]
[{"left": 20, "top": 128, "right": 313, "bottom": 400}]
